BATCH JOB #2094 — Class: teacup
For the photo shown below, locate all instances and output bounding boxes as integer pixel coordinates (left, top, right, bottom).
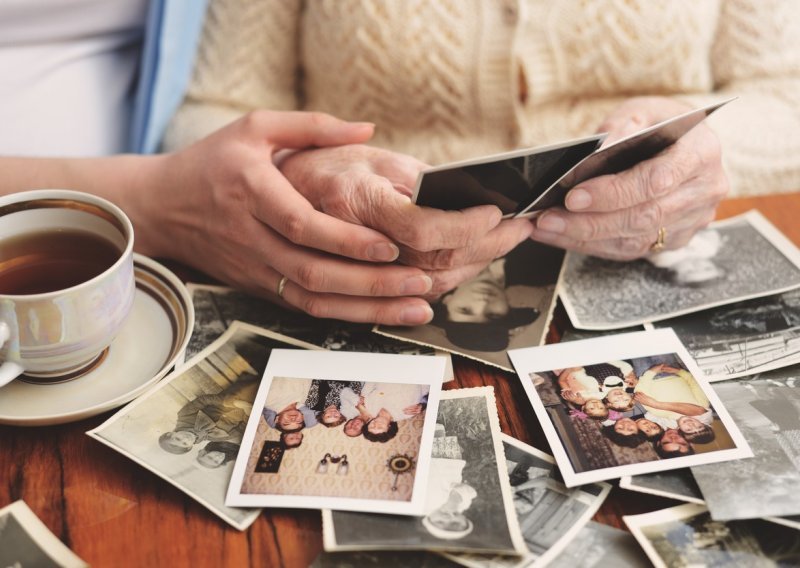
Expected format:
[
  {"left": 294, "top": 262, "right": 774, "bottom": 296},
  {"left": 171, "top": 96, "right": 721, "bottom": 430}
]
[{"left": 0, "top": 190, "right": 135, "bottom": 386}]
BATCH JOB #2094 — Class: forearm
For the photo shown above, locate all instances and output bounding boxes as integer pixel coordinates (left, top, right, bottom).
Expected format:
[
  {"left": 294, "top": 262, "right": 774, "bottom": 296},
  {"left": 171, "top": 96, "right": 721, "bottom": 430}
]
[{"left": 647, "top": 400, "right": 708, "bottom": 416}]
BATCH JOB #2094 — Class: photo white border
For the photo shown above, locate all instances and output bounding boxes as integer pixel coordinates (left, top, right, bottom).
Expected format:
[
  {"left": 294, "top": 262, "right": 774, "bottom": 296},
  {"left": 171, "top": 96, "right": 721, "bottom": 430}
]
[
  {"left": 508, "top": 328, "right": 752, "bottom": 487},
  {"left": 226, "top": 349, "right": 445, "bottom": 515},
  {"left": 0, "top": 500, "right": 88, "bottom": 568},
  {"left": 623, "top": 502, "right": 707, "bottom": 568},
  {"left": 561, "top": 210, "right": 800, "bottom": 330},
  {"left": 87, "top": 321, "right": 320, "bottom": 530}
]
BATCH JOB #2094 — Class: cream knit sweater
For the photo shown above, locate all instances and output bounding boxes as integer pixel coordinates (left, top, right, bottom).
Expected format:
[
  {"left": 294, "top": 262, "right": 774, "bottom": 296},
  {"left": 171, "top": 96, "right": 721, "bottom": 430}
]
[{"left": 164, "top": 0, "right": 800, "bottom": 197}]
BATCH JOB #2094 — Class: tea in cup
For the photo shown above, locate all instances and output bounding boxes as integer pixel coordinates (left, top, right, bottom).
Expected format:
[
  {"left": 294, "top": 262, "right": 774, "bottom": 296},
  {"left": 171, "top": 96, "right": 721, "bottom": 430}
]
[{"left": 0, "top": 189, "right": 135, "bottom": 386}]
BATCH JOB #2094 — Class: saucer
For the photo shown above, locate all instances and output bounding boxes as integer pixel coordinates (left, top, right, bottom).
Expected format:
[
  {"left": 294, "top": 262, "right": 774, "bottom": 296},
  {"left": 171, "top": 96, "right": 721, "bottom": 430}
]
[{"left": 0, "top": 254, "right": 194, "bottom": 426}]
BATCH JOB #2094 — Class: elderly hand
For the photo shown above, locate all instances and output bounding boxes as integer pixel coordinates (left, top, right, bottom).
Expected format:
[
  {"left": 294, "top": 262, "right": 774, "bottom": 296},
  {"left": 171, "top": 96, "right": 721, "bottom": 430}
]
[
  {"left": 529, "top": 96, "right": 729, "bottom": 260},
  {"left": 130, "top": 111, "right": 441, "bottom": 326},
  {"left": 279, "top": 144, "right": 533, "bottom": 297}
]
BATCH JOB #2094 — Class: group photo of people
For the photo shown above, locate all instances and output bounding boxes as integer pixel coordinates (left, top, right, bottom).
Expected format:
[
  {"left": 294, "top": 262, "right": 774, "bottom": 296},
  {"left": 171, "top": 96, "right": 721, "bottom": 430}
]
[
  {"left": 238, "top": 376, "right": 431, "bottom": 503},
  {"left": 532, "top": 353, "right": 740, "bottom": 475}
]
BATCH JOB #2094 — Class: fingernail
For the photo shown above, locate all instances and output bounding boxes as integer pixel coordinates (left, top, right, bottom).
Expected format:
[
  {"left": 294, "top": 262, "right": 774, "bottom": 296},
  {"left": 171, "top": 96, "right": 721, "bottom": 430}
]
[
  {"left": 400, "top": 275, "right": 432, "bottom": 295},
  {"left": 400, "top": 304, "right": 433, "bottom": 325},
  {"left": 367, "top": 242, "right": 399, "bottom": 261},
  {"left": 537, "top": 213, "right": 566, "bottom": 233},
  {"left": 566, "top": 188, "right": 591, "bottom": 210}
]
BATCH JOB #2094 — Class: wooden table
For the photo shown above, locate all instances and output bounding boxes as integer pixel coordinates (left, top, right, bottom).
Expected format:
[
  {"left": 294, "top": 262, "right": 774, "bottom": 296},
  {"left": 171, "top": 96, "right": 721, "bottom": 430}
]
[{"left": 1, "top": 193, "right": 796, "bottom": 567}]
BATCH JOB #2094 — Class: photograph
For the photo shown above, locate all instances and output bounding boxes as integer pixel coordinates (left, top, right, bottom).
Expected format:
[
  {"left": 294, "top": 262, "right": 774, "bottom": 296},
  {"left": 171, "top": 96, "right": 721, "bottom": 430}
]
[
  {"left": 443, "top": 434, "right": 610, "bottom": 568},
  {"left": 322, "top": 387, "right": 526, "bottom": 555},
  {"left": 187, "top": 283, "right": 453, "bottom": 381},
  {"left": 619, "top": 470, "right": 704, "bottom": 504},
  {"left": 225, "top": 349, "right": 445, "bottom": 515},
  {"left": 376, "top": 239, "right": 564, "bottom": 371},
  {"left": 0, "top": 500, "right": 87, "bottom": 568},
  {"left": 649, "top": 289, "right": 800, "bottom": 381},
  {"left": 508, "top": 329, "right": 752, "bottom": 486},
  {"left": 413, "top": 134, "right": 603, "bottom": 217},
  {"left": 690, "top": 376, "right": 800, "bottom": 520},
  {"left": 624, "top": 503, "right": 800, "bottom": 568},
  {"left": 88, "top": 321, "right": 319, "bottom": 530},
  {"left": 560, "top": 210, "right": 800, "bottom": 330},
  {"left": 546, "top": 521, "right": 649, "bottom": 568}
]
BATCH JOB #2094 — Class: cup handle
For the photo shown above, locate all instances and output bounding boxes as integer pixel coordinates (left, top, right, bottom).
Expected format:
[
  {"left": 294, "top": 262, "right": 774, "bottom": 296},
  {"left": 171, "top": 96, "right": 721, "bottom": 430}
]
[{"left": 0, "top": 321, "right": 24, "bottom": 387}]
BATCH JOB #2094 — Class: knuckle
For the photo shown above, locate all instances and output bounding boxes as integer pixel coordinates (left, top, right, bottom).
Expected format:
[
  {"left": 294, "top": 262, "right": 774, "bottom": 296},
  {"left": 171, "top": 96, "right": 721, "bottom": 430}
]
[
  {"left": 430, "top": 272, "right": 460, "bottom": 296},
  {"left": 618, "top": 236, "right": 651, "bottom": 260},
  {"left": 279, "top": 210, "right": 308, "bottom": 243},
  {"left": 308, "top": 111, "right": 334, "bottom": 129},
  {"left": 295, "top": 262, "right": 327, "bottom": 292},
  {"left": 367, "top": 276, "right": 389, "bottom": 297},
  {"left": 628, "top": 201, "right": 663, "bottom": 234},
  {"left": 645, "top": 162, "right": 676, "bottom": 198},
  {"left": 300, "top": 295, "right": 331, "bottom": 319},
  {"left": 431, "top": 248, "right": 460, "bottom": 270}
]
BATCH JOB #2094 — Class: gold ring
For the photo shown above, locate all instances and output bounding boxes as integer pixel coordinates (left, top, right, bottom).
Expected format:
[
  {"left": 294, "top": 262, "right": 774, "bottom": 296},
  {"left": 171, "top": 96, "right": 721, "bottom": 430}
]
[
  {"left": 650, "top": 227, "right": 667, "bottom": 252},
  {"left": 276, "top": 275, "right": 289, "bottom": 299}
]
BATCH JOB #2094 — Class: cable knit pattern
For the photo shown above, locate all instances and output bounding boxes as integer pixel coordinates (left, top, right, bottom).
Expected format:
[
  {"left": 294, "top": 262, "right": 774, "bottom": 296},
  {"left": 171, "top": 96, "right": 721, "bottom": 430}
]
[{"left": 165, "top": 0, "right": 800, "bottom": 196}]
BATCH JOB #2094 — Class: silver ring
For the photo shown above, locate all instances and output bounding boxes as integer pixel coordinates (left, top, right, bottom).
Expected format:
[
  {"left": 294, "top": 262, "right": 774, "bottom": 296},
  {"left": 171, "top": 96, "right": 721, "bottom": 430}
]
[{"left": 277, "top": 275, "right": 289, "bottom": 299}]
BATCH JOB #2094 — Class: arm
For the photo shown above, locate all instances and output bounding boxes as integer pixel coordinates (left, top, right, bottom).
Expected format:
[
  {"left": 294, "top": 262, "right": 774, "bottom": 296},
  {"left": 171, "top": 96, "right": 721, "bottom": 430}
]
[{"left": 633, "top": 392, "right": 708, "bottom": 417}]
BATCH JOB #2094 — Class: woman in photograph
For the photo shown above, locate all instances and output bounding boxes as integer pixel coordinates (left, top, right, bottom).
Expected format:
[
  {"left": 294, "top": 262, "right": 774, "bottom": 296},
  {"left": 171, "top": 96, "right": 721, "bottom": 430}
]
[
  {"left": 676, "top": 415, "right": 716, "bottom": 444},
  {"left": 305, "top": 379, "right": 364, "bottom": 428},
  {"left": 196, "top": 441, "right": 240, "bottom": 469},
  {"left": 601, "top": 418, "right": 647, "bottom": 448},
  {"left": 635, "top": 417, "right": 665, "bottom": 441},
  {"left": 344, "top": 383, "right": 429, "bottom": 443}
]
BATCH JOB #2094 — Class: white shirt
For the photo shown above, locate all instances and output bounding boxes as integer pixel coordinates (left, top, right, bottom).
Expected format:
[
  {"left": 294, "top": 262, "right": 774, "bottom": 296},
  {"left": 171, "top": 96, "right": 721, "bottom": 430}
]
[{"left": 0, "top": 0, "right": 148, "bottom": 156}]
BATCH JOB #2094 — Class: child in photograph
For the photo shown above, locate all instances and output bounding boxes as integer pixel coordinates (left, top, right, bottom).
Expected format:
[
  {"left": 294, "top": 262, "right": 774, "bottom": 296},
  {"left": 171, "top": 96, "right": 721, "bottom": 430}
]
[
  {"left": 305, "top": 379, "right": 364, "bottom": 428},
  {"left": 196, "top": 441, "right": 240, "bottom": 469},
  {"left": 159, "top": 374, "right": 260, "bottom": 454},
  {"left": 676, "top": 416, "right": 716, "bottom": 444},
  {"left": 601, "top": 418, "right": 647, "bottom": 449},
  {"left": 654, "top": 428, "right": 695, "bottom": 459},
  {"left": 280, "top": 431, "right": 304, "bottom": 450},
  {"left": 339, "top": 382, "right": 429, "bottom": 443},
  {"left": 263, "top": 377, "right": 318, "bottom": 433}
]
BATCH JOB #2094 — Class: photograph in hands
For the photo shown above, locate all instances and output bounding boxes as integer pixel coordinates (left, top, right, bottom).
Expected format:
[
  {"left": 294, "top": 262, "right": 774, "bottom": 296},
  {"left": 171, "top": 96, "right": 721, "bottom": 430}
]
[
  {"left": 376, "top": 240, "right": 564, "bottom": 371},
  {"left": 560, "top": 211, "right": 800, "bottom": 330},
  {"left": 508, "top": 329, "right": 751, "bottom": 486},
  {"left": 87, "top": 321, "right": 317, "bottom": 530},
  {"left": 225, "top": 350, "right": 445, "bottom": 515},
  {"left": 322, "top": 387, "right": 526, "bottom": 555}
]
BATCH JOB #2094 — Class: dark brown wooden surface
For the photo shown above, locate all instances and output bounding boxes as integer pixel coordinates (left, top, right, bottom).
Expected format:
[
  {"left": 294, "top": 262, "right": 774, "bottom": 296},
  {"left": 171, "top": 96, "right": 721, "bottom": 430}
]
[{"left": 1, "top": 193, "right": 796, "bottom": 567}]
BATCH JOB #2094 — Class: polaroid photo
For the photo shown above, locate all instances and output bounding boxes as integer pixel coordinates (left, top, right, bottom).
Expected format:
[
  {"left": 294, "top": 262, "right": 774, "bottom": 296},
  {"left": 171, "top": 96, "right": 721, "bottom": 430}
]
[
  {"left": 225, "top": 349, "right": 445, "bottom": 515},
  {"left": 517, "top": 98, "right": 732, "bottom": 216},
  {"left": 560, "top": 210, "right": 800, "bottom": 330},
  {"left": 619, "top": 470, "right": 705, "bottom": 504},
  {"left": 647, "top": 289, "right": 800, "bottom": 381},
  {"left": 624, "top": 503, "right": 800, "bottom": 568},
  {"left": 321, "top": 387, "right": 526, "bottom": 555},
  {"left": 508, "top": 328, "right": 752, "bottom": 487},
  {"left": 443, "top": 434, "right": 610, "bottom": 568},
  {"left": 0, "top": 500, "right": 87, "bottom": 568},
  {"left": 545, "top": 521, "right": 650, "bottom": 568},
  {"left": 187, "top": 283, "right": 454, "bottom": 382},
  {"left": 88, "top": 321, "right": 319, "bottom": 530},
  {"left": 412, "top": 134, "right": 605, "bottom": 218},
  {"left": 690, "top": 378, "right": 800, "bottom": 521},
  {"left": 376, "top": 240, "right": 564, "bottom": 371}
]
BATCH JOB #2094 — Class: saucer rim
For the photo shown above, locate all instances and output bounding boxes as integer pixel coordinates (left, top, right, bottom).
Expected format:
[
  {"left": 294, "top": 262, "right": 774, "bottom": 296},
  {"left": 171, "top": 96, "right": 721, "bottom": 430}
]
[{"left": 0, "top": 253, "right": 194, "bottom": 426}]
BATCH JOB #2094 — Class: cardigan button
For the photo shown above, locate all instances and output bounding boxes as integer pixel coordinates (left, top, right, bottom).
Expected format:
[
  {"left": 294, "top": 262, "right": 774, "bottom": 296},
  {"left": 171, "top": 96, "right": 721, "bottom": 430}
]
[{"left": 503, "top": 1, "right": 518, "bottom": 24}]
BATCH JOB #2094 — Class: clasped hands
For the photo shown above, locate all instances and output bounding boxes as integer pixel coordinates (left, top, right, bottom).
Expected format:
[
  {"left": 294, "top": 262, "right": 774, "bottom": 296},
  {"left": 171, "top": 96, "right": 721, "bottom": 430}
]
[{"left": 145, "top": 99, "right": 727, "bottom": 326}]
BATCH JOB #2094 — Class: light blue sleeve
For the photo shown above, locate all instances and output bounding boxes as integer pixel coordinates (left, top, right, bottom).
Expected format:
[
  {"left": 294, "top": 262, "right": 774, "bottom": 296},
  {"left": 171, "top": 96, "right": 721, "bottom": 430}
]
[{"left": 129, "top": 0, "right": 209, "bottom": 154}]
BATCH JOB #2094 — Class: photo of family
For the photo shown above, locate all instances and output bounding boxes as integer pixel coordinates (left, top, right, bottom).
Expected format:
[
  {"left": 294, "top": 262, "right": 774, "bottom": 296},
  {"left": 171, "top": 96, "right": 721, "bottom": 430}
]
[
  {"left": 376, "top": 239, "right": 564, "bottom": 371},
  {"left": 88, "top": 321, "right": 319, "bottom": 529},
  {"left": 560, "top": 210, "right": 800, "bottom": 330},
  {"left": 226, "top": 350, "right": 445, "bottom": 515},
  {"left": 509, "top": 329, "right": 751, "bottom": 486}
]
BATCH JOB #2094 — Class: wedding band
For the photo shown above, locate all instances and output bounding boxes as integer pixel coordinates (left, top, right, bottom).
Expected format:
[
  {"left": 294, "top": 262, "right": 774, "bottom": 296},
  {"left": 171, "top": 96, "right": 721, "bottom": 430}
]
[
  {"left": 650, "top": 227, "right": 668, "bottom": 252},
  {"left": 276, "top": 275, "right": 289, "bottom": 299}
]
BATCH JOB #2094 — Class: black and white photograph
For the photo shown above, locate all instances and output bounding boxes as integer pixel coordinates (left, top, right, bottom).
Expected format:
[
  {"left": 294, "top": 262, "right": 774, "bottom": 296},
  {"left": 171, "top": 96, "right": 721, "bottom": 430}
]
[
  {"left": 624, "top": 503, "right": 800, "bottom": 568},
  {"left": 443, "top": 434, "right": 610, "bottom": 567},
  {"left": 226, "top": 350, "right": 445, "bottom": 515},
  {"left": 88, "top": 321, "right": 319, "bottom": 530},
  {"left": 690, "top": 376, "right": 800, "bottom": 521},
  {"left": 187, "top": 284, "right": 453, "bottom": 381},
  {"left": 560, "top": 210, "right": 800, "bottom": 330},
  {"left": 545, "top": 521, "right": 650, "bottom": 568},
  {"left": 322, "top": 387, "right": 526, "bottom": 555},
  {"left": 0, "top": 500, "right": 87, "bottom": 568},
  {"left": 508, "top": 329, "right": 752, "bottom": 486},
  {"left": 376, "top": 240, "right": 564, "bottom": 371},
  {"left": 619, "top": 470, "right": 704, "bottom": 504},
  {"left": 412, "top": 135, "right": 603, "bottom": 217},
  {"left": 649, "top": 289, "right": 800, "bottom": 381}
]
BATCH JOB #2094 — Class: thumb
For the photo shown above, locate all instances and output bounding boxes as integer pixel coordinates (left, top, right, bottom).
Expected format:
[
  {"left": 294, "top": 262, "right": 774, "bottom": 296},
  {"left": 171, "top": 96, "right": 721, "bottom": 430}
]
[{"left": 245, "top": 110, "right": 375, "bottom": 149}]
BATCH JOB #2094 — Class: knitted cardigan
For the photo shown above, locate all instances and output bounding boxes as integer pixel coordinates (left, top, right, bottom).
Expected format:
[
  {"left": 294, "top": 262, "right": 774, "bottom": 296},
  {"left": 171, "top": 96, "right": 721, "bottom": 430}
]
[{"left": 164, "top": 0, "right": 800, "bottom": 197}]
